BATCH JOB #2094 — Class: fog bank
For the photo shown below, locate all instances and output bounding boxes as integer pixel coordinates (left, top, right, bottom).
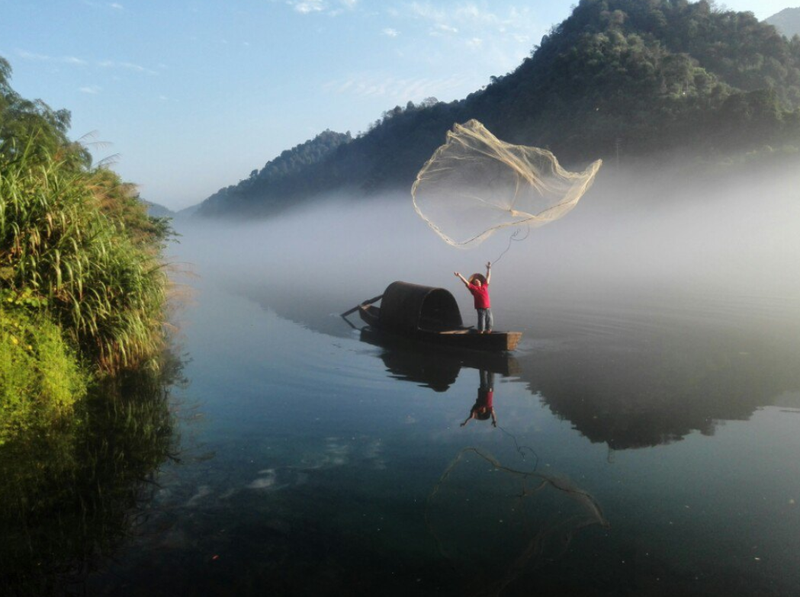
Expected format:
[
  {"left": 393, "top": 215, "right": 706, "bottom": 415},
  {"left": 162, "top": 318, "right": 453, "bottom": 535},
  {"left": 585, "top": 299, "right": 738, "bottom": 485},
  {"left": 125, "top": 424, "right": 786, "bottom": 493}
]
[{"left": 172, "top": 156, "right": 800, "bottom": 336}]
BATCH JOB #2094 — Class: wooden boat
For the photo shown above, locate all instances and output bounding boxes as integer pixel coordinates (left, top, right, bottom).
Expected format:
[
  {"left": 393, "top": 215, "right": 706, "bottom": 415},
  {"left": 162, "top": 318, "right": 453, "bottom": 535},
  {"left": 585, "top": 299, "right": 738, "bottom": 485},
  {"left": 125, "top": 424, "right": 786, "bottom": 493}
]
[{"left": 344, "top": 281, "right": 522, "bottom": 352}]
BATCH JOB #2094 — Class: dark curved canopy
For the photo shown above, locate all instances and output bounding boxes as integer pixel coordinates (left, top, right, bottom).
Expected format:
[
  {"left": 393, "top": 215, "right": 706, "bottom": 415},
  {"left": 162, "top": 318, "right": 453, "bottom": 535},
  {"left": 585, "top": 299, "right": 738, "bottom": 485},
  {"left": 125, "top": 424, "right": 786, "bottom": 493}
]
[{"left": 379, "top": 281, "right": 463, "bottom": 332}]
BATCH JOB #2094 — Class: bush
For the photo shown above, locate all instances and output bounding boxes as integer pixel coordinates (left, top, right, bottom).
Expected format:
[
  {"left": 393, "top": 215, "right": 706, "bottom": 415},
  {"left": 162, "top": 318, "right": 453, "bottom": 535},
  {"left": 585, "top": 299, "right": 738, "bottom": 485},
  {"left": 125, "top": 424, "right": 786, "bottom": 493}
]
[
  {"left": 0, "top": 144, "right": 171, "bottom": 371},
  {"left": 0, "top": 303, "right": 88, "bottom": 445}
]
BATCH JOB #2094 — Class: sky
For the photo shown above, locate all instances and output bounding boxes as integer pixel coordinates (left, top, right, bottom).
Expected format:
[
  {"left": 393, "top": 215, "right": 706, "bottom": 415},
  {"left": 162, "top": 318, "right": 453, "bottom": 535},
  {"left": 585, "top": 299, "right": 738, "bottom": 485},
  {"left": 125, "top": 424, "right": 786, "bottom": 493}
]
[{"left": 0, "top": 0, "right": 796, "bottom": 210}]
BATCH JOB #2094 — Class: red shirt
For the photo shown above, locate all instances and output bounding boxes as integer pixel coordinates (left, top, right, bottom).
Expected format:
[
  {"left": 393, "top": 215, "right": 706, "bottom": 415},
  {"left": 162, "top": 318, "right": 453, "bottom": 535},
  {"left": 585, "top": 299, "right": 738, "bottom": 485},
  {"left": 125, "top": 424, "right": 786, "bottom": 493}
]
[{"left": 468, "top": 283, "right": 491, "bottom": 309}]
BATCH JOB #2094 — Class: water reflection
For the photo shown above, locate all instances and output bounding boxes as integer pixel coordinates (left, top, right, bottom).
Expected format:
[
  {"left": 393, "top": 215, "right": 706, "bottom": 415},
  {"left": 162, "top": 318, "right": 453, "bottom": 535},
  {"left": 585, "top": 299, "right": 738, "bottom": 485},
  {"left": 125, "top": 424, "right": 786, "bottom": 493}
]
[
  {"left": 346, "top": 292, "right": 800, "bottom": 452},
  {"left": 359, "top": 327, "right": 519, "bottom": 392},
  {"left": 193, "top": 279, "right": 800, "bottom": 595},
  {"left": 353, "top": 332, "right": 610, "bottom": 591},
  {"left": 0, "top": 353, "right": 183, "bottom": 596},
  {"left": 461, "top": 369, "right": 497, "bottom": 427},
  {"left": 517, "top": 324, "right": 800, "bottom": 450}
]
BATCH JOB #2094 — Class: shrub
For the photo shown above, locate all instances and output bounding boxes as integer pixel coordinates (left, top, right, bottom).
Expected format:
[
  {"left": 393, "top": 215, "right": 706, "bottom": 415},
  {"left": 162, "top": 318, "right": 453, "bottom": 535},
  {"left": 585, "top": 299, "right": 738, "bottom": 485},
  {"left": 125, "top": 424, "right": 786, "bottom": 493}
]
[
  {"left": 0, "top": 142, "right": 170, "bottom": 371},
  {"left": 0, "top": 304, "right": 87, "bottom": 444}
]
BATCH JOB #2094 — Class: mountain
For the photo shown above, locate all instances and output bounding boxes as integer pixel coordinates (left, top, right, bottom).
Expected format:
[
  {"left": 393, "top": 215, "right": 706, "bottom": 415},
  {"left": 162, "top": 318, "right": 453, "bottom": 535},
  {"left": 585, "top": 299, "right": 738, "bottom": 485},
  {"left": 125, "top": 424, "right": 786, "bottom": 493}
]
[
  {"left": 143, "top": 200, "right": 174, "bottom": 218},
  {"left": 176, "top": 203, "right": 201, "bottom": 218},
  {"left": 766, "top": 7, "right": 800, "bottom": 38},
  {"left": 197, "top": 0, "right": 800, "bottom": 219},
  {"left": 197, "top": 130, "right": 352, "bottom": 218}
]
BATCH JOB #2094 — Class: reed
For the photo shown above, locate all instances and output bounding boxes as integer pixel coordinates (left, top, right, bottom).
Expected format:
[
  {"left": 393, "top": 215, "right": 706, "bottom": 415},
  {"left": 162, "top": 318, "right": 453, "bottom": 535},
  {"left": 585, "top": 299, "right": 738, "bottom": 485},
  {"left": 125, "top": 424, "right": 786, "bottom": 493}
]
[{"left": 0, "top": 141, "right": 171, "bottom": 372}]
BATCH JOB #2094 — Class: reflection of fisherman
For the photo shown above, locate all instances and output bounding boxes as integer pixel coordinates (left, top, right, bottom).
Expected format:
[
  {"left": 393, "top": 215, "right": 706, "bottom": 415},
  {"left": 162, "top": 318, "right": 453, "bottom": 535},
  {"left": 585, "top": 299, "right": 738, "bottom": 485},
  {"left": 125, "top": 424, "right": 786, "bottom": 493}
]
[
  {"left": 461, "top": 369, "right": 497, "bottom": 427},
  {"left": 454, "top": 262, "right": 492, "bottom": 333}
]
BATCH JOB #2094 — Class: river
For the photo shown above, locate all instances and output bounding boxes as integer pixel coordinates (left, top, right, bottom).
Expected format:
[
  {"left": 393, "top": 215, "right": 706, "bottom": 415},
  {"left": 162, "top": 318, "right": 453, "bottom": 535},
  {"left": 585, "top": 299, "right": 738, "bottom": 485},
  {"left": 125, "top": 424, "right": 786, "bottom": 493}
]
[{"left": 5, "top": 169, "right": 800, "bottom": 595}]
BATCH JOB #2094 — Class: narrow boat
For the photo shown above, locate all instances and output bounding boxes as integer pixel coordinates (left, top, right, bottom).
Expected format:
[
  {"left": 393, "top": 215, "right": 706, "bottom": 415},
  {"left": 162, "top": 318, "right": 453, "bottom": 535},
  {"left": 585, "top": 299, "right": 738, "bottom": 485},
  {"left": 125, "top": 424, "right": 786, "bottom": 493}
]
[{"left": 344, "top": 281, "right": 522, "bottom": 352}]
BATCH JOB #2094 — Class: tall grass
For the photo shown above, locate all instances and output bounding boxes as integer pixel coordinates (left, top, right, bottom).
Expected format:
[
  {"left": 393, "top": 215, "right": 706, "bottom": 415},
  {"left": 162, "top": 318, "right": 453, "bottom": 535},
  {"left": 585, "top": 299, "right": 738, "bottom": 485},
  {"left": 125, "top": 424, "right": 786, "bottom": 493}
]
[{"left": 0, "top": 139, "right": 171, "bottom": 372}]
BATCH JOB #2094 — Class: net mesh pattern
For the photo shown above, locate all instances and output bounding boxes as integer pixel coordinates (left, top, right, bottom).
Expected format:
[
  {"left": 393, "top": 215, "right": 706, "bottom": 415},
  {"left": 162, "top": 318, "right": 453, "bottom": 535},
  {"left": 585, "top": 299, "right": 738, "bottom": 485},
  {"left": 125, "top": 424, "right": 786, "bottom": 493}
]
[{"left": 412, "top": 120, "right": 602, "bottom": 248}]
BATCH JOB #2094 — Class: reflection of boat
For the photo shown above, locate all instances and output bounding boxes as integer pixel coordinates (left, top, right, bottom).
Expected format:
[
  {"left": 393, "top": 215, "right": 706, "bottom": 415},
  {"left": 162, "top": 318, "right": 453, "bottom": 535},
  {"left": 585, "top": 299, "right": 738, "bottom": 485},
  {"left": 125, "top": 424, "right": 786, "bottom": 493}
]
[
  {"left": 359, "top": 327, "right": 520, "bottom": 391},
  {"left": 348, "top": 281, "right": 522, "bottom": 352}
]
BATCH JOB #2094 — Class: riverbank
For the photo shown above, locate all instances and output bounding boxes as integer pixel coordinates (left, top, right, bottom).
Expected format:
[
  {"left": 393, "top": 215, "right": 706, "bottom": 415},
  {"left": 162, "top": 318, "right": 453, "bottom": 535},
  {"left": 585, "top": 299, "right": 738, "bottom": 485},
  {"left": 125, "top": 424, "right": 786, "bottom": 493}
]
[{"left": 0, "top": 56, "right": 174, "bottom": 444}]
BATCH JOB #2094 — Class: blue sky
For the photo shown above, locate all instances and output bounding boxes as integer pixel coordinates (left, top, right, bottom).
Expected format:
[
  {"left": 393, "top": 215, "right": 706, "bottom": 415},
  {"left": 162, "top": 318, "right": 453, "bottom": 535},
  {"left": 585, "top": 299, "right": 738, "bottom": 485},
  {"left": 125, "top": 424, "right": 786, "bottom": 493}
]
[{"left": 0, "top": 0, "right": 794, "bottom": 209}]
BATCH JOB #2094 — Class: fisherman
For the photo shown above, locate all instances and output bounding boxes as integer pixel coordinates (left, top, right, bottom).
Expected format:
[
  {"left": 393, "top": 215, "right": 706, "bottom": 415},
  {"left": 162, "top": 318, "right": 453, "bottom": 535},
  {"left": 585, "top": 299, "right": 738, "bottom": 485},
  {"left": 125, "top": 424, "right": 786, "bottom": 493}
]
[{"left": 454, "top": 261, "right": 492, "bottom": 334}]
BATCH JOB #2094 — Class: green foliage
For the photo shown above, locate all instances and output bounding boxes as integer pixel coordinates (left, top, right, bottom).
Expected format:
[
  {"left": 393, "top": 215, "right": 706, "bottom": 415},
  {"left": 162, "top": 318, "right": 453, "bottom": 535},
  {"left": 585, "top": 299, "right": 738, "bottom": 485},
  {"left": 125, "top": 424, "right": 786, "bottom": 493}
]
[
  {"left": 0, "top": 54, "right": 178, "bottom": 592},
  {"left": 0, "top": 305, "right": 88, "bottom": 445},
  {"left": 0, "top": 58, "right": 89, "bottom": 169},
  {"left": 87, "top": 164, "right": 177, "bottom": 251},
  {"left": 0, "top": 153, "right": 171, "bottom": 371},
  {"left": 0, "top": 55, "right": 173, "bottom": 373}
]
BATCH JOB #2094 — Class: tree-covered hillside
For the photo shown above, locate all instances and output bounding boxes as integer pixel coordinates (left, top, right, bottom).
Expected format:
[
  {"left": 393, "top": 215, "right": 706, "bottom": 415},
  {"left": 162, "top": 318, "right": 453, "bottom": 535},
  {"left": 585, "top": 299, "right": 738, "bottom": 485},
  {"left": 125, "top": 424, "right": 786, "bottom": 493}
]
[
  {"left": 766, "top": 7, "right": 800, "bottom": 38},
  {"left": 471, "top": 0, "right": 800, "bottom": 159},
  {"left": 197, "top": 130, "right": 351, "bottom": 217},
  {"left": 198, "top": 0, "right": 800, "bottom": 219}
]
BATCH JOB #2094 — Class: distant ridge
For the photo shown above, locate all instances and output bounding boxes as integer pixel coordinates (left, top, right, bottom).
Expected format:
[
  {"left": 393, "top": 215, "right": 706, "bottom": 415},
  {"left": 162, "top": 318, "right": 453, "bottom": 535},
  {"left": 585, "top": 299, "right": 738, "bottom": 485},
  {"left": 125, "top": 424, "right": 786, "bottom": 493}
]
[
  {"left": 143, "top": 200, "right": 174, "bottom": 218},
  {"left": 196, "top": 0, "right": 800, "bottom": 220},
  {"left": 197, "top": 130, "right": 352, "bottom": 218},
  {"left": 766, "top": 7, "right": 800, "bottom": 38}
]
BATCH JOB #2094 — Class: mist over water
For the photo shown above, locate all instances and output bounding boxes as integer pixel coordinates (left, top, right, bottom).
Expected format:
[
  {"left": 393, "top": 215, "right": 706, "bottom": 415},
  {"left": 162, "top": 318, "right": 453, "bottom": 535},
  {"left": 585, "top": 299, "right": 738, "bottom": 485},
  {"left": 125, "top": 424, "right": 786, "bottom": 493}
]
[
  {"left": 120, "top": 159, "right": 800, "bottom": 596},
  {"left": 169, "top": 158, "right": 800, "bottom": 451},
  {"left": 177, "top": 156, "right": 800, "bottom": 337}
]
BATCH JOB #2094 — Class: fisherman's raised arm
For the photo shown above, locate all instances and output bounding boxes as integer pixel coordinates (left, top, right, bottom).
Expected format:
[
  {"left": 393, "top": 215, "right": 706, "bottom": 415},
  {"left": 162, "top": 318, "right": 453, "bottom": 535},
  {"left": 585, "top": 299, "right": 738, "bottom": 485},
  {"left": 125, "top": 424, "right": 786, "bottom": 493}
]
[
  {"left": 485, "top": 262, "right": 492, "bottom": 286},
  {"left": 454, "top": 271, "right": 470, "bottom": 287}
]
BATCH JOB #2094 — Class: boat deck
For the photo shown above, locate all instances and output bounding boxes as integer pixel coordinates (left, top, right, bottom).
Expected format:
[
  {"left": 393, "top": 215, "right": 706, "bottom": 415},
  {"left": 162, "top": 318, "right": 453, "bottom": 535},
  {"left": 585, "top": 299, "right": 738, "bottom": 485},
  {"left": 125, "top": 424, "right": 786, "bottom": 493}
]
[{"left": 359, "top": 305, "right": 521, "bottom": 352}]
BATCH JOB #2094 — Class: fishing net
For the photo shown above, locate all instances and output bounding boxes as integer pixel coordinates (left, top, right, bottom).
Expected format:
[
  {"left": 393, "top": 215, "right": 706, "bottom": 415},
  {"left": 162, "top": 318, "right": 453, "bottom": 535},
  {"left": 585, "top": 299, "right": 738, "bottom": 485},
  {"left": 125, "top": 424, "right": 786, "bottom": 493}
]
[
  {"left": 426, "top": 448, "right": 609, "bottom": 595},
  {"left": 412, "top": 120, "right": 602, "bottom": 248}
]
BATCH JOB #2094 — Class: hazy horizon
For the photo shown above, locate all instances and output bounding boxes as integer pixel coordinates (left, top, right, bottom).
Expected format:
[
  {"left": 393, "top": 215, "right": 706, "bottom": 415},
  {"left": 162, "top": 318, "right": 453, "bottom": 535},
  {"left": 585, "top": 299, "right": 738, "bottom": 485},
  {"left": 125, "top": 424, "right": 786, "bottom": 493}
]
[{"left": 173, "top": 152, "right": 800, "bottom": 334}]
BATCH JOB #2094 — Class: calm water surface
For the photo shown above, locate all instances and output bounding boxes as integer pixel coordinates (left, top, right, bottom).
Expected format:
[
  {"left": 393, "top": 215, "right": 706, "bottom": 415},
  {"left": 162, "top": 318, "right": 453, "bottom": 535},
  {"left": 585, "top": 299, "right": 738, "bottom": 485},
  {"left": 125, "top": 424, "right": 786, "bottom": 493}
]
[
  {"left": 7, "top": 210, "right": 800, "bottom": 596},
  {"left": 70, "top": 223, "right": 800, "bottom": 597}
]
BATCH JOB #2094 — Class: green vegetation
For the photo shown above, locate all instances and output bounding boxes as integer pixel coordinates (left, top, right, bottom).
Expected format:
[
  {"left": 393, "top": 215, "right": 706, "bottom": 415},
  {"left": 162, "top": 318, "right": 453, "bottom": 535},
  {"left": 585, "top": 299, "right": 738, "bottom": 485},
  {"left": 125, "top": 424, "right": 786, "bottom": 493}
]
[
  {"left": 197, "top": 0, "right": 800, "bottom": 219},
  {"left": 1, "top": 54, "right": 178, "bottom": 589},
  {"left": 0, "top": 149, "right": 171, "bottom": 371},
  {"left": 0, "top": 55, "right": 174, "bottom": 444},
  {"left": 482, "top": 0, "right": 800, "bottom": 159},
  {"left": 0, "top": 303, "right": 87, "bottom": 445}
]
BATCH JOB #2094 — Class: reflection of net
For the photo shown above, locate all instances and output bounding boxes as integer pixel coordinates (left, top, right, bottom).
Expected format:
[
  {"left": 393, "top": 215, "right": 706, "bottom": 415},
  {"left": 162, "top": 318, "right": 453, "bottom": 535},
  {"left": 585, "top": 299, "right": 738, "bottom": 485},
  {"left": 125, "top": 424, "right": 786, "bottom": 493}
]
[
  {"left": 412, "top": 120, "right": 602, "bottom": 248},
  {"left": 426, "top": 448, "right": 609, "bottom": 596}
]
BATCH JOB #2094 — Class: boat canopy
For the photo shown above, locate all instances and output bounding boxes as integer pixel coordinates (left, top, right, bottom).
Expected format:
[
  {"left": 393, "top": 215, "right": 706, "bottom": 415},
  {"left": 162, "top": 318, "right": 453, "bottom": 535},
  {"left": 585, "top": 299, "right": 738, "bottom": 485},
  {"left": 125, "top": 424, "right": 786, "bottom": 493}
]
[{"left": 379, "top": 281, "right": 463, "bottom": 332}]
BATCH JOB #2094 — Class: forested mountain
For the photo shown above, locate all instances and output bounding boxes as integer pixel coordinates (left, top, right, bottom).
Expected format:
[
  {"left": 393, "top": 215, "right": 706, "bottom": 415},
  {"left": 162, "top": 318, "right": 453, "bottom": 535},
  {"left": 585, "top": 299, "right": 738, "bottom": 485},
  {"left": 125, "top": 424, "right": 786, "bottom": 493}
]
[
  {"left": 197, "top": 0, "right": 800, "bottom": 219},
  {"left": 197, "top": 130, "right": 351, "bottom": 217}
]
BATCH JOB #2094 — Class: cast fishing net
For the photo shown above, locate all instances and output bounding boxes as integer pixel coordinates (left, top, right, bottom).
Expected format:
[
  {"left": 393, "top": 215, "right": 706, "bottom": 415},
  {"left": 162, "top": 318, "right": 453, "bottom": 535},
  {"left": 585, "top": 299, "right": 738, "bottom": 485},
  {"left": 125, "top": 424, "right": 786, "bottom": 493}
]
[
  {"left": 412, "top": 120, "right": 602, "bottom": 248},
  {"left": 426, "top": 448, "right": 609, "bottom": 596}
]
